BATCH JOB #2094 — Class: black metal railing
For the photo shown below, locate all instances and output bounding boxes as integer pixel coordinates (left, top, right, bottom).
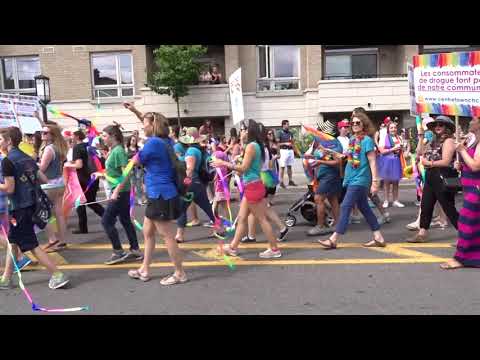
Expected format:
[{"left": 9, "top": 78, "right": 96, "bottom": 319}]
[{"left": 322, "top": 73, "right": 407, "bottom": 80}]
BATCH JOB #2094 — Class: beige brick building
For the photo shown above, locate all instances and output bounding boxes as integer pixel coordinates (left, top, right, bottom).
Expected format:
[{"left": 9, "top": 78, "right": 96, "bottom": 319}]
[{"left": 0, "top": 45, "right": 477, "bottom": 134}]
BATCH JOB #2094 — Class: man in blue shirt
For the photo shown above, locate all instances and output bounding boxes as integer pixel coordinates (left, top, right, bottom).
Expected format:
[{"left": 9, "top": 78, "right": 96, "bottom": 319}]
[{"left": 277, "top": 120, "right": 297, "bottom": 188}]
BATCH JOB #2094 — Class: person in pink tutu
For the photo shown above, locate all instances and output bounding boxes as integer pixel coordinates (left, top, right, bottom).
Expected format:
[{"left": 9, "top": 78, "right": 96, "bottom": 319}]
[{"left": 378, "top": 121, "right": 409, "bottom": 208}]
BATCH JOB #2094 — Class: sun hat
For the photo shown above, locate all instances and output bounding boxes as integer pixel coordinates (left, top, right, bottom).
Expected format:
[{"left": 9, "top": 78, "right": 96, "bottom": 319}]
[
  {"left": 179, "top": 127, "right": 207, "bottom": 144},
  {"left": 317, "top": 118, "right": 337, "bottom": 137},
  {"left": 426, "top": 115, "right": 456, "bottom": 132}
]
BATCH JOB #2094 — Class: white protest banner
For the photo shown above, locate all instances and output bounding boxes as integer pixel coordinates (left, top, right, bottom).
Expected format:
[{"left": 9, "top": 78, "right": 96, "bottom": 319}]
[
  {"left": 0, "top": 93, "right": 42, "bottom": 133},
  {"left": 228, "top": 68, "right": 245, "bottom": 125},
  {"left": 407, "top": 63, "right": 418, "bottom": 116},
  {"left": 412, "top": 51, "right": 480, "bottom": 117}
]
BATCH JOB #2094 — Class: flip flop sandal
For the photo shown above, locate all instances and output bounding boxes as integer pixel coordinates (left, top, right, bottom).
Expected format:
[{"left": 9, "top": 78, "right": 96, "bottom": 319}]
[
  {"left": 186, "top": 221, "right": 201, "bottom": 227},
  {"left": 176, "top": 237, "right": 185, "bottom": 244},
  {"left": 317, "top": 239, "right": 337, "bottom": 250},
  {"left": 363, "top": 239, "right": 386, "bottom": 248},
  {"left": 128, "top": 269, "right": 151, "bottom": 282},
  {"left": 42, "top": 240, "right": 59, "bottom": 251},
  {"left": 46, "top": 243, "right": 67, "bottom": 253},
  {"left": 160, "top": 273, "right": 188, "bottom": 286},
  {"left": 440, "top": 260, "right": 464, "bottom": 270}
]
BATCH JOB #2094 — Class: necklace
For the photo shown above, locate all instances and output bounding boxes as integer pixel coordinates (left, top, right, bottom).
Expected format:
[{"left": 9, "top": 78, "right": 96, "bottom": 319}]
[{"left": 347, "top": 134, "right": 365, "bottom": 169}]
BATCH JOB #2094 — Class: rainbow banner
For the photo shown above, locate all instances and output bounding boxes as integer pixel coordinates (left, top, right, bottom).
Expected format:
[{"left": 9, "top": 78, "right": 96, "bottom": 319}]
[{"left": 412, "top": 51, "right": 480, "bottom": 117}]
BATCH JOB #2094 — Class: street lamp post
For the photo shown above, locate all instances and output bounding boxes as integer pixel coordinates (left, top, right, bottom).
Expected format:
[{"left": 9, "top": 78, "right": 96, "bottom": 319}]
[{"left": 34, "top": 75, "right": 51, "bottom": 123}]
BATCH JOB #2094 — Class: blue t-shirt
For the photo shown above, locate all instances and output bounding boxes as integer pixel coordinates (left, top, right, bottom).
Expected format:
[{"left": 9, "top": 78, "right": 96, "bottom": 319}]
[
  {"left": 184, "top": 146, "right": 203, "bottom": 178},
  {"left": 173, "top": 142, "right": 186, "bottom": 161},
  {"left": 343, "top": 135, "right": 375, "bottom": 188},
  {"left": 139, "top": 137, "right": 178, "bottom": 200},
  {"left": 313, "top": 139, "right": 342, "bottom": 178}
]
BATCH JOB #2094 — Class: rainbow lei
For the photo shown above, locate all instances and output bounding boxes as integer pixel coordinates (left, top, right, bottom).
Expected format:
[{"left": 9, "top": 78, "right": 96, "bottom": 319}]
[{"left": 347, "top": 135, "right": 364, "bottom": 169}]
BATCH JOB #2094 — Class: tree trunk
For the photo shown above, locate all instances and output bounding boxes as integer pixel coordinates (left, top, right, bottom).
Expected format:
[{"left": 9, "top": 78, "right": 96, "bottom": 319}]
[{"left": 176, "top": 98, "right": 181, "bottom": 128}]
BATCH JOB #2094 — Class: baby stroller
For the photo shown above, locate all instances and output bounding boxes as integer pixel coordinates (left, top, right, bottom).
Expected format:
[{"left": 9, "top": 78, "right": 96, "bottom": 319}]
[{"left": 285, "top": 159, "right": 334, "bottom": 228}]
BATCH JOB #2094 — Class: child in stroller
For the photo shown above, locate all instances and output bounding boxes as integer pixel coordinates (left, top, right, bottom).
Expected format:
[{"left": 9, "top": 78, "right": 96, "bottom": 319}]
[{"left": 285, "top": 158, "right": 334, "bottom": 228}]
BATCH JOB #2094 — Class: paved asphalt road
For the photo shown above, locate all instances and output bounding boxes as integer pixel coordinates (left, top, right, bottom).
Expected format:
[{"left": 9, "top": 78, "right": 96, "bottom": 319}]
[{"left": 2, "top": 186, "right": 479, "bottom": 315}]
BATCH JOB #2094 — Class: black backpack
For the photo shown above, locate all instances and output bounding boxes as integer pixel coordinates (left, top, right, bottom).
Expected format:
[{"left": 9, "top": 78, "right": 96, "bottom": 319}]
[
  {"left": 162, "top": 139, "right": 188, "bottom": 196},
  {"left": 24, "top": 170, "right": 53, "bottom": 229},
  {"left": 198, "top": 150, "right": 216, "bottom": 185}
]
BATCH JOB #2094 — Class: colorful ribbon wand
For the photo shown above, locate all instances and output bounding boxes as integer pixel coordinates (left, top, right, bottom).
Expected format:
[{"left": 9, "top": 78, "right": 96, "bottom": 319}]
[{"left": 1, "top": 225, "right": 89, "bottom": 313}]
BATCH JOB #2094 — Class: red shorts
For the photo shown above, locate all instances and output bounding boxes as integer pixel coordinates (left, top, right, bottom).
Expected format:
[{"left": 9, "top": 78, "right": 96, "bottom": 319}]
[{"left": 244, "top": 180, "right": 266, "bottom": 204}]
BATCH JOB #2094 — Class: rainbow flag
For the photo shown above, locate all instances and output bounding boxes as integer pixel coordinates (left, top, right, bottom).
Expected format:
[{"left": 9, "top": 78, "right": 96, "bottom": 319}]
[{"left": 303, "top": 125, "right": 335, "bottom": 141}]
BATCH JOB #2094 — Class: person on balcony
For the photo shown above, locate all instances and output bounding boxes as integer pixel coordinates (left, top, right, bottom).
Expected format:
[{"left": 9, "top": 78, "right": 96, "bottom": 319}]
[{"left": 210, "top": 64, "right": 223, "bottom": 84}]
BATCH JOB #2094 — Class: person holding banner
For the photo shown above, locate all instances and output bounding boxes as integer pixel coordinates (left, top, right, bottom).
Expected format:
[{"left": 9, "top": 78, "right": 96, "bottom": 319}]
[
  {"left": 39, "top": 125, "right": 69, "bottom": 253},
  {"left": 441, "top": 117, "right": 480, "bottom": 269},
  {"left": 378, "top": 121, "right": 409, "bottom": 209},
  {"left": 407, "top": 116, "right": 459, "bottom": 243}
]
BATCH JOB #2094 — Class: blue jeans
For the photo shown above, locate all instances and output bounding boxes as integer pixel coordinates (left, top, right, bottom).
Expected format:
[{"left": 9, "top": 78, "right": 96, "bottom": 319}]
[
  {"left": 177, "top": 179, "right": 216, "bottom": 228},
  {"left": 102, "top": 191, "right": 139, "bottom": 252},
  {"left": 336, "top": 185, "right": 380, "bottom": 234}
]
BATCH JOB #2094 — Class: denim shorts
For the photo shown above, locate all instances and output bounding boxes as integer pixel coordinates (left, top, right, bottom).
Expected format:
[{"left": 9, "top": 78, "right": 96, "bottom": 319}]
[{"left": 316, "top": 173, "right": 342, "bottom": 197}]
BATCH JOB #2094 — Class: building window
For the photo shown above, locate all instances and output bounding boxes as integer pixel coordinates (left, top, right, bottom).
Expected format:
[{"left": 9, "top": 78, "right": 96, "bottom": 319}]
[
  {"left": 324, "top": 48, "right": 378, "bottom": 80},
  {"left": 91, "top": 52, "right": 134, "bottom": 98},
  {"left": 0, "top": 56, "right": 41, "bottom": 94},
  {"left": 257, "top": 45, "right": 300, "bottom": 91}
]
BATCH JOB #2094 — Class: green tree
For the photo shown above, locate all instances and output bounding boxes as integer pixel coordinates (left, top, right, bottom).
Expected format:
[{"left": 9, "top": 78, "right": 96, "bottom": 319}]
[{"left": 148, "top": 45, "right": 207, "bottom": 127}]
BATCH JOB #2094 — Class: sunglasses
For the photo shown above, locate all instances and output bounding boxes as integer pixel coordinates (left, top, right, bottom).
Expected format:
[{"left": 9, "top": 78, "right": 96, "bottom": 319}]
[
  {"left": 435, "top": 123, "right": 446, "bottom": 127},
  {"left": 42, "top": 131, "right": 50, "bottom": 135},
  {"left": 351, "top": 121, "right": 362, "bottom": 126}
]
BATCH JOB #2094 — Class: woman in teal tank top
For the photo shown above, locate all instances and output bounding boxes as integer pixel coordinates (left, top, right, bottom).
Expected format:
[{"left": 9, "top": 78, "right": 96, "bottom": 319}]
[{"left": 211, "top": 119, "right": 282, "bottom": 259}]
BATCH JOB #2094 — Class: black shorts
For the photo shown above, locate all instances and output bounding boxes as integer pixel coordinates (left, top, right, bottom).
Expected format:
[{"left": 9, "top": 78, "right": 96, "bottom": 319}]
[
  {"left": 8, "top": 206, "right": 39, "bottom": 253},
  {"left": 145, "top": 196, "right": 182, "bottom": 221},
  {"left": 265, "top": 186, "right": 277, "bottom": 197}
]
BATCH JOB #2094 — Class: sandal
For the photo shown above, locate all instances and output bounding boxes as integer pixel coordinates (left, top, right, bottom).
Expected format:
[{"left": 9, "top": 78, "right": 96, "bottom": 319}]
[
  {"left": 128, "top": 269, "right": 151, "bottom": 282},
  {"left": 46, "top": 242, "right": 67, "bottom": 253},
  {"left": 176, "top": 237, "right": 185, "bottom": 244},
  {"left": 317, "top": 238, "right": 337, "bottom": 250},
  {"left": 186, "top": 221, "right": 201, "bottom": 227},
  {"left": 42, "top": 240, "right": 59, "bottom": 251},
  {"left": 407, "top": 234, "right": 428, "bottom": 243},
  {"left": 440, "top": 259, "right": 464, "bottom": 270},
  {"left": 363, "top": 239, "right": 386, "bottom": 248},
  {"left": 160, "top": 273, "right": 188, "bottom": 286}
]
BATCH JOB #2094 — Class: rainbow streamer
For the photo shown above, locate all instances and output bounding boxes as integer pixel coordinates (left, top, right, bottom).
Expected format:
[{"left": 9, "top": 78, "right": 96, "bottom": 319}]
[
  {"left": 415, "top": 116, "right": 422, "bottom": 134},
  {"left": 129, "top": 186, "right": 143, "bottom": 231},
  {"left": 1, "top": 225, "right": 89, "bottom": 313},
  {"left": 234, "top": 174, "right": 244, "bottom": 200},
  {"left": 122, "top": 153, "right": 138, "bottom": 178},
  {"left": 260, "top": 170, "right": 279, "bottom": 188},
  {"left": 218, "top": 240, "right": 235, "bottom": 270},
  {"left": 303, "top": 125, "right": 335, "bottom": 141}
]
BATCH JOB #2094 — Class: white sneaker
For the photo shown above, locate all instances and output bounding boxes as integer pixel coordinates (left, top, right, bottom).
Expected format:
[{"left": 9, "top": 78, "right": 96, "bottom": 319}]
[
  {"left": 393, "top": 201, "right": 405, "bottom": 208},
  {"left": 259, "top": 248, "right": 282, "bottom": 259},
  {"left": 406, "top": 221, "right": 419, "bottom": 230},
  {"left": 382, "top": 200, "right": 389, "bottom": 209}
]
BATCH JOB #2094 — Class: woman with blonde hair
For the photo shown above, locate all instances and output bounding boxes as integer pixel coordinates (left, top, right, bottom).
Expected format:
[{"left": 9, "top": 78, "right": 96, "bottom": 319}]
[
  {"left": 318, "top": 112, "right": 386, "bottom": 249},
  {"left": 39, "top": 124, "right": 69, "bottom": 253}
]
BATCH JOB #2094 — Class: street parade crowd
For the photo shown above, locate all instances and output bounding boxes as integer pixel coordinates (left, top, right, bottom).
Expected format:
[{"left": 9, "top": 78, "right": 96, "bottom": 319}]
[{"left": 1, "top": 101, "right": 480, "bottom": 294}]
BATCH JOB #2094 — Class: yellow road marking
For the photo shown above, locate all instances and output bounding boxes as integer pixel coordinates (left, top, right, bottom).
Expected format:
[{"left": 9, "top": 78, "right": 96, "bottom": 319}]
[
  {"left": 368, "top": 246, "right": 445, "bottom": 260},
  {"left": 63, "top": 242, "right": 455, "bottom": 251},
  {"left": 16, "top": 256, "right": 450, "bottom": 271},
  {"left": 25, "top": 250, "right": 68, "bottom": 265}
]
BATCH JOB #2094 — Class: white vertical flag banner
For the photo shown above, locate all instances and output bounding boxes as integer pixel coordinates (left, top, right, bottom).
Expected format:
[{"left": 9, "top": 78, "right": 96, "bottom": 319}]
[{"left": 229, "top": 68, "right": 245, "bottom": 125}]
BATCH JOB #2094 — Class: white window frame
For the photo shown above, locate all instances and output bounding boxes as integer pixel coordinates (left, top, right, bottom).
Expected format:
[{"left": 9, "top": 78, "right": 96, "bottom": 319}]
[
  {"left": 324, "top": 47, "right": 379, "bottom": 80},
  {"left": 91, "top": 52, "right": 135, "bottom": 99},
  {"left": 256, "top": 45, "right": 301, "bottom": 91},
  {"left": 0, "top": 56, "right": 40, "bottom": 95}
]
